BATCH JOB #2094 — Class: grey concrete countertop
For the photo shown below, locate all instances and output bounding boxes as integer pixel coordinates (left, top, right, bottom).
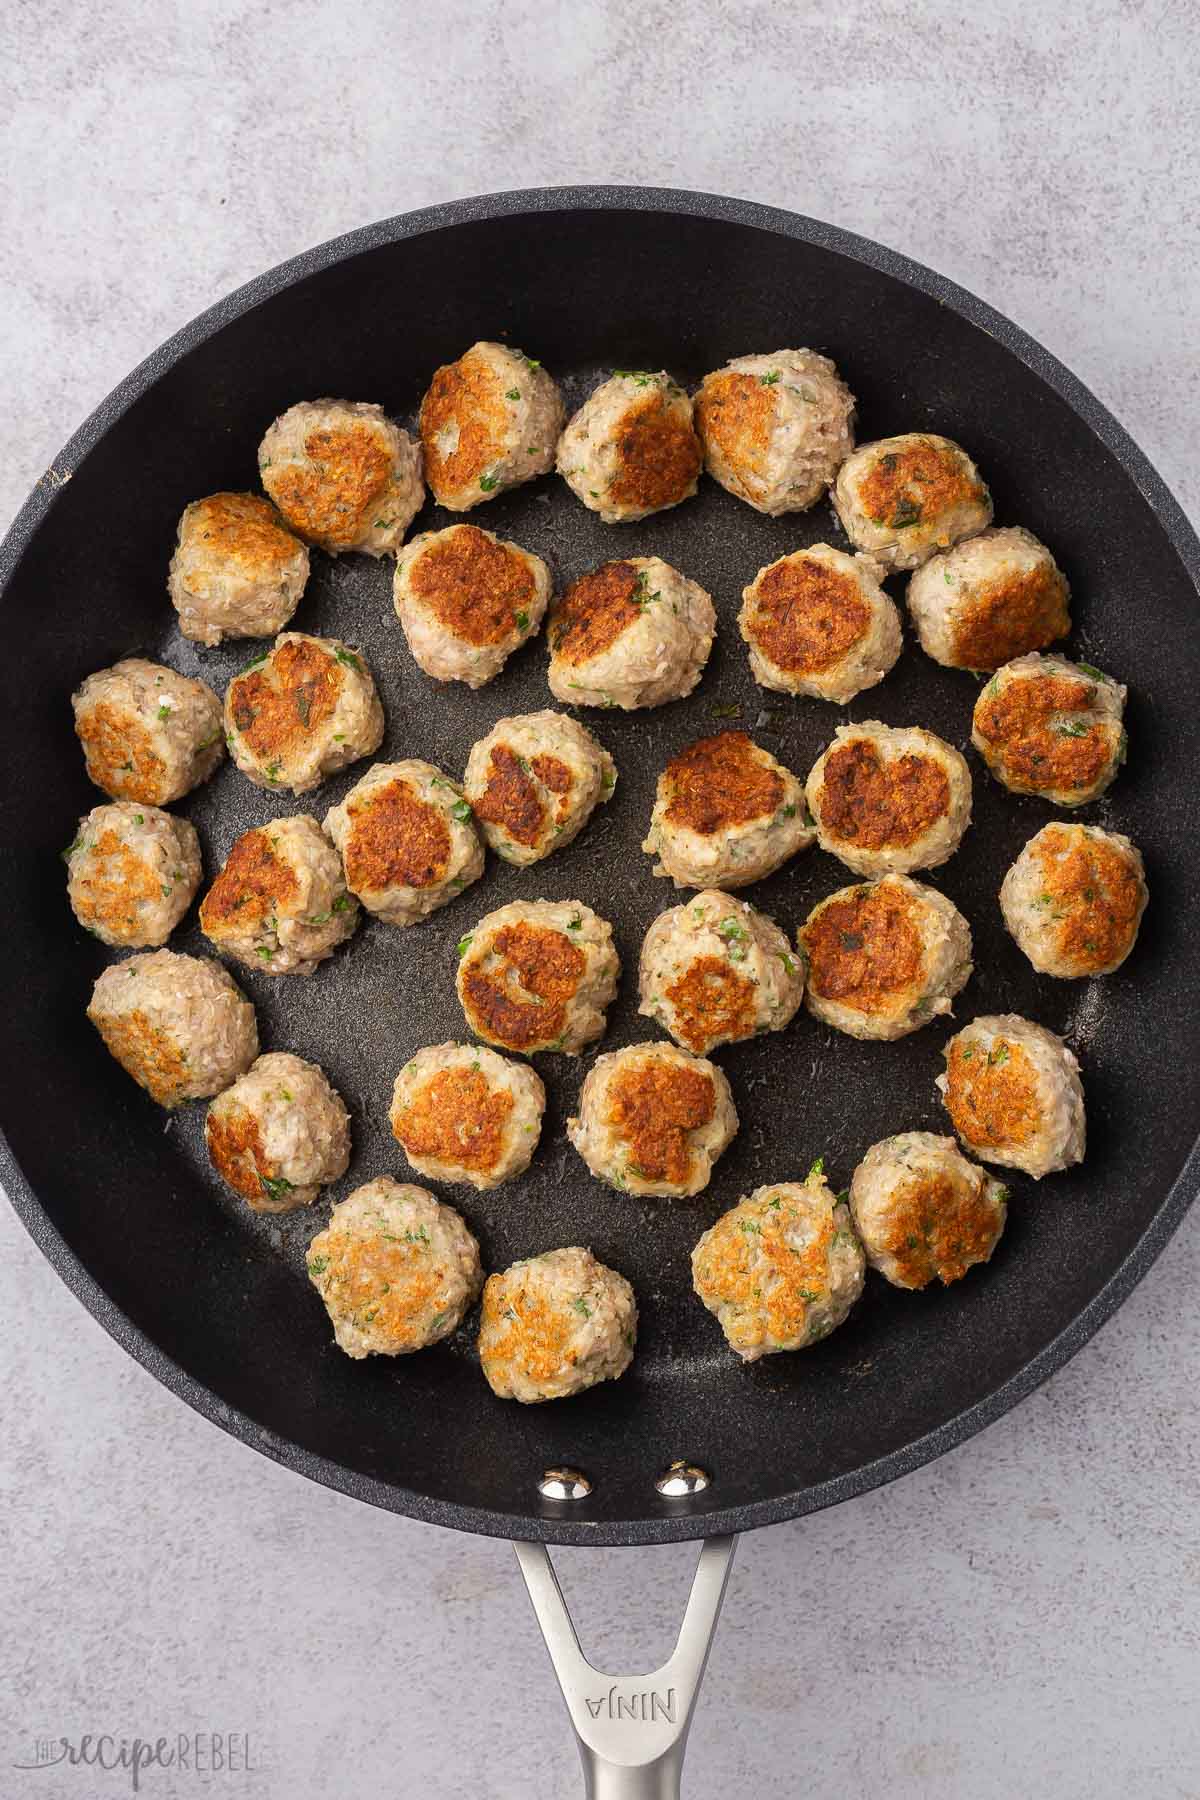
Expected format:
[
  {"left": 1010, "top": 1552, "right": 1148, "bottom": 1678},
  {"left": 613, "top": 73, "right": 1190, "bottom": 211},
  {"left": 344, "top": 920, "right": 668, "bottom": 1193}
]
[{"left": 3, "top": 3, "right": 1198, "bottom": 1795}]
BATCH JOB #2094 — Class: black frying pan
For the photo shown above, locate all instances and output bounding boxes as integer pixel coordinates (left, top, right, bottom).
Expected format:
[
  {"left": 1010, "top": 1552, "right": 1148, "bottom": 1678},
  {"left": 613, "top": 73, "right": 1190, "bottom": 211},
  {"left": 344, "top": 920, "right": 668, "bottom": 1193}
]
[{"left": 3, "top": 189, "right": 1198, "bottom": 1575}]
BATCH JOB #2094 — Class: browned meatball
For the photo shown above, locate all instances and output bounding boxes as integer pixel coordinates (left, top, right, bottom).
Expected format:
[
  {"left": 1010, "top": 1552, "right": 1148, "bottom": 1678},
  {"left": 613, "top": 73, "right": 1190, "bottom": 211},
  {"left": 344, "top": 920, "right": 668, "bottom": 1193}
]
[
  {"left": 546, "top": 557, "right": 715, "bottom": 711},
  {"left": 907, "top": 527, "right": 1070, "bottom": 671},
  {"left": 323, "top": 760, "right": 484, "bottom": 927},
  {"left": 799, "top": 875, "right": 972, "bottom": 1040},
  {"left": 393, "top": 524, "right": 551, "bottom": 689},
  {"left": 419, "top": 341, "right": 564, "bottom": 511},
  {"left": 557, "top": 371, "right": 702, "bottom": 523},
  {"left": 972, "top": 655, "right": 1127, "bottom": 807},
  {"left": 168, "top": 491, "right": 309, "bottom": 645},
  {"left": 72, "top": 659, "right": 224, "bottom": 805},
  {"left": 199, "top": 815, "right": 358, "bottom": 975},
  {"left": 456, "top": 900, "right": 619, "bottom": 1056},
  {"left": 805, "top": 722, "right": 972, "bottom": 877},
  {"left": 223, "top": 633, "right": 383, "bottom": 795},
  {"left": 567, "top": 1042, "right": 739, "bottom": 1199},
  {"left": 999, "top": 823, "right": 1148, "bottom": 977},
  {"left": 463, "top": 712, "right": 616, "bottom": 865},
  {"left": 258, "top": 399, "right": 423, "bottom": 555},
  {"left": 740, "top": 544, "right": 900, "bottom": 702},
  {"left": 389, "top": 1041, "right": 546, "bottom": 1191},
  {"left": 644, "top": 731, "right": 813, "bottom": 889}
]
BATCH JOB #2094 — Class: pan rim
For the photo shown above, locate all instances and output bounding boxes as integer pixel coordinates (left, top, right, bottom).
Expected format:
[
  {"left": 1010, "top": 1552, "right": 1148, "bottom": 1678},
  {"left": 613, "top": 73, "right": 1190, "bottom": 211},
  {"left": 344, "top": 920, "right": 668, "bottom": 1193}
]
[{"left": 2, "top": 183, "right": 1197, "bottom": 1547}]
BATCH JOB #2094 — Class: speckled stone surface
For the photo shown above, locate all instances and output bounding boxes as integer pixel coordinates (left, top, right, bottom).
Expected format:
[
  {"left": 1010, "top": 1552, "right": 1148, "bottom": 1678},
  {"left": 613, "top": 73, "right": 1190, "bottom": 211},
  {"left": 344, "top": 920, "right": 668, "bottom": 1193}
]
[{"left": 3, "top": 3, "right": 1199, "bottom": 1795}]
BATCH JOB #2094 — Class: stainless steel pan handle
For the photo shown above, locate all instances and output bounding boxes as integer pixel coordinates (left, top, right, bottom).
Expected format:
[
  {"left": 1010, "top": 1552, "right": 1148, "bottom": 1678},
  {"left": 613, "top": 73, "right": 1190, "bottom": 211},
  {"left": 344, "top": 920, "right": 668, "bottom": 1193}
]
[{"left": 514, "top": 1535, "right": 738, "bottom": 1798}]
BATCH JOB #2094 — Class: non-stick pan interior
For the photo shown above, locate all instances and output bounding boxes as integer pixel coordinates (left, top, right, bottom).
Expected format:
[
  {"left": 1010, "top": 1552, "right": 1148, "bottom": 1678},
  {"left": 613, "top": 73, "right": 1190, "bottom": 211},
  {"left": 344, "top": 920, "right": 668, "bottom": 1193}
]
[{"left": 2, "top": 195, "right": 1198, "bottom": 1543}]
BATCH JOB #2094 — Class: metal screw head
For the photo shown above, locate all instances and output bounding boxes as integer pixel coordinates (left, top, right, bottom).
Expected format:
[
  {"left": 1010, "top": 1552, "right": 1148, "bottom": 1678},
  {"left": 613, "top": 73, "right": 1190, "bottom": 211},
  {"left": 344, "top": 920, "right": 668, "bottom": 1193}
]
[
  {"left": 537, "top": 1467, "right": 592, "bottom": 1501},
  {"left": 655, "top": 1460, "right": 711, "bottom": 1498}
]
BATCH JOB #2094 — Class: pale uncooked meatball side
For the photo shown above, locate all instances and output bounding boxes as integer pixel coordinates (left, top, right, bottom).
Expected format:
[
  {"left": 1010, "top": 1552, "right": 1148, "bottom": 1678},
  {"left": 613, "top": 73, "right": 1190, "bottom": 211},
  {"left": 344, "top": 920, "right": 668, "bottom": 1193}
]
[
  {"left": 224, "top": 632, "right": 384, "bottom": 796},
  {"left": 463, "top": 711, "right": 616, "bottom": 865},
  {"left": 567, "top": 1041, "right": 738, "bottom": 1199},
  {"left": 389, "top": 1041, "right": 546, "bottom": 1191},
  {"left": 478, "top": 1246, "right": 637, "bottom": 1403},
  {"left": 644, "top": 731, "right": 814, "bottom": 890},
  {"left": 205, "top": 1052, "right": 350, "bottom": 1211},
  {"left": 168, "top": 491, "right": 310, "bottom": 646},
  {"left": 800, "top": 874, "right": 973, "bottom": 1041},
  {"left": 850, "top": 1132, "right": 1007, "bottom": 1289},
  {"left": 740, "top": 543, "right": 901, "bottom": 703},
  {"left": 833, "top": 432, "right": 993, "bottom": 571},
  {"left": 87, "top": 950, "right": 258, "bottom": 1108},
  {"left": 199, "top": 814, "right": 359, "bottom": 976},
  {"left": 324, "top": 759, "right": 484, "bottom": 928},
  {"left": 937, "top": 1012, "right": 1086, "bottom": 1179},
  {"left": 65, "top": 802, "right": 201, "bottom": 948},
  {"left": 557, "top": 370, "right": 702, "bottom": 523},
  {"left": 547, "top": 556, "right": 716, "bottom": 711},
  {"left": 638, "top": 889, "right": 805, "bottom": 1054},
  {"left": 456, "top": 899, "right": 620, "bottom": 1056},
  {"left": 806, "top": 721, "right": 972, "bottom": 877},
  {"left": 691, "top": 1172, "right": 865, "bottom": 1361},
  {"left": 72, "top": 658, "right": 224, "bottom": 806},
  {"left": 258, "top": 399, "right": 424, "bottom": 555},
  {"left": 906, "top": 526, "right": 1070, "bottom": 671},
  {"left": 1000, "top": 823, "right": 1148, "bottom": 978},
  {"left": 694, "top": 349, "right": 856, "bottom": 514},
  {"left": 972, "top": 653, "right": 1128, "bottom": 807},
  {"left": 393, "top": 523, "right": 552, "bottom": 689},
  {"left": 420, "top": 341, "right": 564, "bottom": 511},
  {"left": 307, "top": 1179, "right": 483, "bottom": 1359}
]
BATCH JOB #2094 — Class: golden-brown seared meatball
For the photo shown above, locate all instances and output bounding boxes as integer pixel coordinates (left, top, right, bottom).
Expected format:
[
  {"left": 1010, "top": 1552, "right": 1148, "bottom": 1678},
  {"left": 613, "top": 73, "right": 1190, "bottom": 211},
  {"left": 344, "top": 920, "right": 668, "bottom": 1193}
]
[
  {"left": 323, "top": 760, "right": 484, "bottom": 928},
  {"left": 644, "top": 731, "right": 813, "bottom": 890},
  {"left": 739, "top": 543, "right": 901, "bottom": 703},
  {"left": 638, "top": 889, "right": 804, "bottom": 1054},
  {"left": 938, "top": 1013, "right": 1085, "bottom": 1179},
  {"left": 223, "top": 632, "right": 383, "bottom": 796},
  {"left": 1000, "top": 823, "right": 1147, "bottom": 979},
  {"left": 547, "top": 556, "right": 715, "bottom": 711},
  {"left": 691, "top": 1168, "right": 865, "bottom": 1361},
  {"left": 420, "top": 341, "right": 564, "bottom": 511},
  {"left": 87, "top": 950, "right": 258, "bottom": 1108},
  {"left": 972, "top": 654, "right": 1127, "bottom": 807},
  {"left": 72, "top": 658, "right": 224, "bottom": 806},
  {"left": 456, "top": 899, "right": 619, "bottom": 1056},
  {"left": 199, "top": 815, "right": 358, "bottom": 975},
  {"left": 463, "top": 711, "right": 616, "bottom": 866},
  {"left": 567, "top": 1041, "right": 738, "bottom": 1199},
  {"left": 478, "top": 1247, "right": 637, "bottom": 1404},
  {"left": 557, "top": 370, "right": 702, "bottom": 523},
  {"left": 258, "top": 399, "right": 424, "bottom": 555},
  {"left": 694, "top": 349, "right": 856, "bottom": 513},
  {"left": 167, "top": 491, "right": 310, "bottom": 646},
  {"left": 392, "top": 523, "right": 551, "bottom": 690},
  {"left": 64, "top": 802, "right": 201, "bottom": 948},
  {"left": 307, "top": 1178, "right": 483, "bottom": 1360},
  {"left": 799, "top": 875, "right": 972, "bottom": 1041},
  {"left": 389, "top": 1041, "right": 545, "bottom": 1191},
  {"left": 205, "top": 1052, "right": 350, "bottom": 1211},
  {"left": 806, "top": 722, "right": 972, "bottom": 877},
  {"left": 833, "top": 432, "right": 992, "bottom": 572},
  {"left": 849, "top": 1132, "right": 1007, "bottom": 1290},
  {"left": 907, "top": 526, "right": 1070, "bottom": 671}
]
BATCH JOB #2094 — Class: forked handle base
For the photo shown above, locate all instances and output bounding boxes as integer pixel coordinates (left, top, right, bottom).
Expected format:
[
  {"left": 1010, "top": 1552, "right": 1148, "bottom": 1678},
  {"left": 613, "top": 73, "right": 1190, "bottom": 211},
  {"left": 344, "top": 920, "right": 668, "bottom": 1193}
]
[{"left": 513, "top": 1535, "right": 738, "bottom": 1799}]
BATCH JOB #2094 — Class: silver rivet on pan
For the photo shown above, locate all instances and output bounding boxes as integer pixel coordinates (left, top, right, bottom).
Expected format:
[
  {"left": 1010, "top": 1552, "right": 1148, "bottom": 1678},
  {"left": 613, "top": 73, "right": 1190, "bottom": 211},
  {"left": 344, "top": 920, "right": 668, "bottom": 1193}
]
[
  {"left": 537, "top": 1467, "right": 592, "bottom": 1501},
  {"left": 655, "top": 1460, "right": 711, "bottom": 1497}
]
